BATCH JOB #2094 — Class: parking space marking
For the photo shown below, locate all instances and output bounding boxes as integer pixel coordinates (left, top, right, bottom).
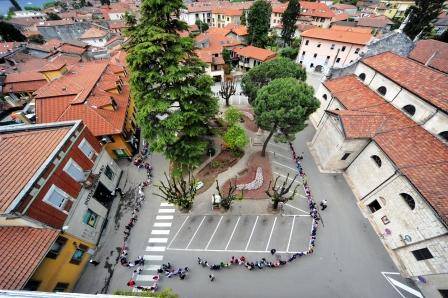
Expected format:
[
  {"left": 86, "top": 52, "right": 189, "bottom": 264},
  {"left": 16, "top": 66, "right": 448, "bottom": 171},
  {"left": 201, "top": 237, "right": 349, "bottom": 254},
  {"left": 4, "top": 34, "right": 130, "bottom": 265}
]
[
  {"left": 144, "top": 255, "right": 163, "bottom": 261},
  {"left": 186, "top": 216, "right": 206, "bottom": 249},
  {"left": 151, "top": 230, "right": 170, "bottom": 235},
  {"left": 156, "top": 215, "right": 173, "bottom": 220},
  {"left": 285, "top": 203, "right": 309, "bottom": 215},
  {"left": 205, "top": 216, "right": 223, "bottom": 250},
  {"left": 272, "top": 161, "right": 299, "bottom": 172},
  {"left": 148, "top": 238, "right": 168, "bottom": 243},
  {"left": 146, "top": 246, "right": 166, "bottom": 252},
  {"left": 245, "top": 216, "right": 259, "bottom": 250},
  {"left": 268, "top": 151, "right": 290, "bottom": 160},
  {"left": 158, "top": 209, "right": 175, "bottom": 213},
  {"left": 286, "top": 216, "right": 296, "bottom": 252},
  {"left": 167, "top": 215, "right": 189, "bottom": 249},
  {"left": 160, "top": 202, "right": 174, "bottom": 207},
  {"left": 265, "top": 217, "right": 277, "bottom": 251},
  {"left": 225, "top": 216, "right": 240, "bottom": 250},
  {"left": 153, "top": 222, "right": 172, "bottom": 227}
]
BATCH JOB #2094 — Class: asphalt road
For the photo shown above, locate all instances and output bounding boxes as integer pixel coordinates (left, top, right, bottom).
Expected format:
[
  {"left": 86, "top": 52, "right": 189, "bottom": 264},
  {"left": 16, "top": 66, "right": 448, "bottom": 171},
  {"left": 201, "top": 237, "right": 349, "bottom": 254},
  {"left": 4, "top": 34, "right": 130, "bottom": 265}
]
[{"left": 120, "top": 125, "right": 421, "bottom": 298}]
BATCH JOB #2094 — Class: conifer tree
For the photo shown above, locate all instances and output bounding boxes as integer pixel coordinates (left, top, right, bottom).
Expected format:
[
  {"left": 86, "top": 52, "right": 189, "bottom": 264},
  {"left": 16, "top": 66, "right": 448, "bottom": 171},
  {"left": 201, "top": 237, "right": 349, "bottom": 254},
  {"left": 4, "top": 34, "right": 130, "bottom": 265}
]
[
  {"left": 281, "top": 0, "right": 300, "bottom": 46},
  {"left": 247, "top": 0, "right": 272, "bottom": 48}
]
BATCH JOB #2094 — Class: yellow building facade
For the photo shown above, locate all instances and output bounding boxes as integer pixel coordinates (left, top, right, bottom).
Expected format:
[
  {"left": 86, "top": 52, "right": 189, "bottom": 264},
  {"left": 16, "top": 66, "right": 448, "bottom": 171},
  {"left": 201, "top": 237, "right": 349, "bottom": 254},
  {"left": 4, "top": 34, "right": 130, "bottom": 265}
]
[
  {"left": 380, "top": 0, "right": 414, "bottom": 20},
  {"left": 30, "top": 232, "right": 94, "bottom": 292}
]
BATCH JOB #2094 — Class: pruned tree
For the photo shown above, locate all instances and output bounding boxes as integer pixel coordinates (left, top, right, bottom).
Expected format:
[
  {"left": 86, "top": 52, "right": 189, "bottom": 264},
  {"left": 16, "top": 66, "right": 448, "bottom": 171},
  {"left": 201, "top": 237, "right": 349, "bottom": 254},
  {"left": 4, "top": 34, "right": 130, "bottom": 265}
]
[
  {"left": 265, "top": 173, "right": 300, "bottom": 209},
  {"left": 219, "top": 79, "right": 236, "bottom": 107},
  {"left": 155, "top": 172, "right": 197, "bottom": 211},
  {"left": 216, "top": 180, "right": 242, "bottom": 210}
]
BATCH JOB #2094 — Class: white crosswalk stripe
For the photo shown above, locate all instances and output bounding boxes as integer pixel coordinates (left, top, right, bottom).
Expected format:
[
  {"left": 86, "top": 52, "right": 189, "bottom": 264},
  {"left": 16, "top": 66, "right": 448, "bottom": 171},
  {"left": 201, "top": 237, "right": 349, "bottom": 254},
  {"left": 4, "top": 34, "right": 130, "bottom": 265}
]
[
  {"left": 148, "top": 238, "right": 168, "bottom": 243},
  {"left": 144, "top": 255, "right": 164, "bottom": 261},
  {"left": 151, "top": 229, "right": 170, "bottom": 235},
  {"left": 153, "top": 222, "right": 172, "bottom": 227},
  {"left": 136, "top": 275, "right": 155, "bottom": 281},
  {"left": 158, "top": 209, "right": 175, "bottom": 213}
]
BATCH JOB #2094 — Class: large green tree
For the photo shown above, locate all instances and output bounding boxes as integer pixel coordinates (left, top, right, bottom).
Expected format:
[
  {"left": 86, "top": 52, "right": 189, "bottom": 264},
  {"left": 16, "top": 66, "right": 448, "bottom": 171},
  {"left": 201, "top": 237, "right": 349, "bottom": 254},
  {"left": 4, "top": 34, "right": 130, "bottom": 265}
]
[
  {"left": 253, "top": 78, "right": 319, "bottom": 156},
  {"left": 126, "top": 0, "right": 218, "bottom": 167},
  {"left": 241, "top": 57, "right": 306, "bottom": 103},
  {"left": 247, "top": 0, "right": 272, "bottom": 47},
  {"left": 281, "top": 0, "right": 300, "bottom": 46},
  {"left": 403, "top": 0, "right": 444, "bottom": 40}
]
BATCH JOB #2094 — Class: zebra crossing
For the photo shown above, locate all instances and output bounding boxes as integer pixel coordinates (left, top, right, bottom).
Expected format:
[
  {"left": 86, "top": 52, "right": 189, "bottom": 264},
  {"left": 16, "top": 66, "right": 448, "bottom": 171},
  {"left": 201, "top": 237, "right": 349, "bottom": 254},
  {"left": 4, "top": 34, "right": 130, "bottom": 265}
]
[{"left": 136, "top": 202, "right": 175, "bottom": 283}]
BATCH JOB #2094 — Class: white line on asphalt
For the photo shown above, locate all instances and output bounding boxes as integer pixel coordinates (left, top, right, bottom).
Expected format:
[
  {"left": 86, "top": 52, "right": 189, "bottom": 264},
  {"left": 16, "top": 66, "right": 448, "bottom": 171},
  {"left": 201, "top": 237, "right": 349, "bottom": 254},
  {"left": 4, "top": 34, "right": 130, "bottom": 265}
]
[
  {"left": 268, "top": 143, "right": 288, "bottom": 150},
  {"left": 160, "top": 202, "right": 174, "bottom": 207},
  {"left": 205, "top": 216, "right": 223, "bottom": 250},
  {"left": 382, "top": 272, "right": 406, "bottom": 298},
  {"left": 148, "top": 238, "right": 168, "bottom": 243},
  {"left": 167, "top": 216, "right": 189, "bottom": 249},
  {"left": 272, "top": 161, "right": 299, "bottom": 172},
  {"left": 287, "top": 190, "right": 307, "bottom": 199},
  {"left": 245, "top": 216, "right": 259, "bottom": 251},
  {"left": 273, "top": 172, "right": 297, "bottom": 181},
  {"left": 153, "top": 222, "right": 172, "bottom": 227},
  {"left": 284, "top": 203, "right": 309, "bottom": 214},
  {"left": 225, "top": 216, "right": 240, "bottom": 250},
  {"left": 136, "top": 275, "right": 155, "bottom": 281},
  {"left": 265, "top": 216, "right": 277, "bottom": 251},
  {"left": 268, "top": 151, "right": 291, "bottom": 160},
  {"left": 186, "top": 216, "right": 206, "bottom": 249},
  {"left": 158, "top": 209, "right": 175, "bottom": 213},
  {"left": 146, "top": 246, "right": 166, "bottom": 252},
  {"left": 144, "top": 255, "right": 164, "bottom": 261},
  {"left": 156, "top": 215, "right": 173, "bottom": 220},
  {"left": 166, "top": 247, "right": 300, "bottom": 254},
  {"left": 151, "top": 230, "right": 170, "bottom": 235},
  {"left": 286, "top": 216, "right": 296, "bottom": 252},
  {"left": 144, "top": 264, "right": 161, "bottom": 271},
  {"left": 389, "top": 277, "right": 423, "bottom": 298}
]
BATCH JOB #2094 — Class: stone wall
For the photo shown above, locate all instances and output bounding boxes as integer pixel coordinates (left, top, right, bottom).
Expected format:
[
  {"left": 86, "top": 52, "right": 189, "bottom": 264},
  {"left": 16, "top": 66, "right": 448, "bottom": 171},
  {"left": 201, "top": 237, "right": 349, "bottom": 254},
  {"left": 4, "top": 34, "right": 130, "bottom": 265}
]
[{"left": 38, "top": 22, "right": 92, "bottom": 41}]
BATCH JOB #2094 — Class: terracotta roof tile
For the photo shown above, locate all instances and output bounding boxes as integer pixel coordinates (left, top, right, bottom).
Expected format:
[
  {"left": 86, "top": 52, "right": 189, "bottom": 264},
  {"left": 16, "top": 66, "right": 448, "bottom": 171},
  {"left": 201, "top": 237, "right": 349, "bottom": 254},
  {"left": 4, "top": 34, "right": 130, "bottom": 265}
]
[
  {"left": 39, "top": 61, "right": 66, "bottom": 72},
  {"left": 234, "top": 45, "right": 276, "bottom": 62},
  {"left": 0, "top": 126, "right": 70, "bottom": 212},
  {"left": 80, "top": 27, "right": 108, "bottom": 39},
  {"left": 224, "top": 24, "right": 248, "bottom": 36},
  {"left": 0, "top": 226, "right": 59, "bottom": 290},
  {"left": 302, "top": 26, "right": 372, "bottom": 45},
  {"left": 409, "top": 39, "right": 448, "bottom": 74},
  {"left": 357, "top": 15, "right": 394, "bottom": 28},
  {"left": 332, "top": 13, "right": 349, "bottom": 22},
  {"left": 36, "top": 20, "right": 75, "bottom": 27},
  {"left": 324, "top": 74, "right": 448, "bottom": 225},
  {"left": 363, "top": 52, "right": 448, "bottom": 111},
  {"left": 59, "top": 44, "right": 87, "bottom": 55}
]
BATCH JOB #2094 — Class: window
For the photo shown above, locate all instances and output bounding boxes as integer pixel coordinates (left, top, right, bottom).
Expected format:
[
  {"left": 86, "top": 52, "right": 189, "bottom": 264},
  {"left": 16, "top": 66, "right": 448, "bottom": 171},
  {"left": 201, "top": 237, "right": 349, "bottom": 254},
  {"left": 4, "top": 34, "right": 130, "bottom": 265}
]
[
  {"left": 402, "top": 104, "right": 416, "bottom": 116},
  {"left": 400, "top": 193, "right": 415, "bottom": 210},
  {"left": 46, "top": 236, "right": 67, "bottom": 259},
  {"left": 411, "top": 248, "right": 433, "bottom": 261},
  {"left": 302, "top": 51, "right": 305, "bottom": 55},
  {"left": 323, "top": 94, "right": 328, "bottom": 100},
  {"left": 377, "top": 86, "right": 387, "bottom": 96},
  {"left": 63, "top": 159, "right": 85, "bottom": 182},
  {"left": 70, "top": 245, "right": 87, "bottom": 265},
  {"left": 330, "top": 44, "right": 335, "bottom": 49},
  {"left": 439, "top": 131, "right": 448, "bottom": 143},
  {"left": 105, "top": 165, "right": 115, "bottom": 180},
  {"left": 370, "top": 155, "right": 382, "bottom": 167},
  {"left": 310, "top": 63, "right": 314, "bottom": 68},
  {"left": 341, "top": 152, "right": 351, "bottom": 160},
  {"left": 305, "top": 40, "right": 309, "bottom": 45},
  {"left": 354, "top": 48, "right": 360, "bottom": 54},
  {"left": 313, "top": 53, "right": 317, "bottom": 58},
  {"left": 359, "top": 73, "right": 366, "bottom": 81},
  {"left": 317, "top": 43, "right": 321, "bottom": 48},
  {"left": 336, "top": 58, "right": 341, "bottom": 63},
  {"left": 24, "top": 280, "right": 41, "bottom": 291},
  {"left": 367, "top": 199, "right": 382, "bottom": 213},
  {"left": 43, "top": 185, "right": 69, "bottom": 209},
  {"left": 341, "top": 46, "right": 346, "bottom": 52},
  {"left": 83, "top": 209, "right": 99, "bottom": 227},
  {"left": 79, "top": 139, "right": 95, "bottom": 159},
  {"left": 53, "top": 282, "right": 69, "bottom": 292}
]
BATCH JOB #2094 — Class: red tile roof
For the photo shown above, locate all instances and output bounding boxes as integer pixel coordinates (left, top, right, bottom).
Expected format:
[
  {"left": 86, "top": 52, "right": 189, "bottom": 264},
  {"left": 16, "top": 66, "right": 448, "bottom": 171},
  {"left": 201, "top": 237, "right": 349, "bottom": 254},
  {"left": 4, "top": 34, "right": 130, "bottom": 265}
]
[
  {"left": 0, "top": 226, "right": 59, "bottom": 289},
  {"left": 302, "top": 26, "right": 372, "bottom": 45},
  {"left": 300, "top": 1, "right": 335, "bottom": 18},
  {"left": 324, "top": 75, "right": 448, "bottom": 225},
  {"left": 234, "top": 45, "right": 276, "bottom": 62},
  {"left": 357, "top": 15, "right": 394, "bottom": 28},
  {"left": 224, "top": 24, "right": 248, "bottom": 36},
  {"left": 362, "top": 52, "right": 448, "bottom": 112},
  {"left": 0, "top": 126, "right": 70, "bottom": 212},
  {"left": 409, "top": 39, "right": 448, "bottom": 74},
  {"left": 36, "top": 20, "right": 75, "bottom": 27},
  {"left": 80, "top": 27, "right": 108, "bottom": 39},
  {"left": 332, "top": 13, "right": 349, "bottom": 22},
  {"left": 212, "top": 7, "right": 242, "bottom": 16},
  {"left": 3, "top": 71, "right": 46, "bottom": 93},
  {"left": 39, "top": 61, "right": 66, "bottom": 72},
  {"left": 59, "top": 44, "right": 87, "bottom": 55}
]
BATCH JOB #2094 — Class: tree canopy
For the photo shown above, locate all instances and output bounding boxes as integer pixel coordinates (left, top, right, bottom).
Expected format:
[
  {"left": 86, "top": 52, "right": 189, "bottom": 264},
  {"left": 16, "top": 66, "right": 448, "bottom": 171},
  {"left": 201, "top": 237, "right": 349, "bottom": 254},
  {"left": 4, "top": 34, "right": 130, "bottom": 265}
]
[
  {"left": 224, "top": 106, "right": 243, "bottom": 126},
  {"left": 195, "top": 19, "right": 209, "bottom": 32},
  {"left": 279, "top": 47, "right": 298, "bottom": 60},
  {"left": 0, "top": 21, "right": 26, "bottom": 42},
  {"left": 281, "top": 0, "right": 300, "bottom": 46},
  {"left": 403, "top": 0, "right": 444, "bottom": 40},
  {"left": 253, "top": 78, "right": 319, "bottom": 156},
  {"left": 223, "top": 124, "right": 248, "bottom": 152},
  {"left": 126, "top": 0, "right": 218, "bottom": 167},
  {"left": 247, "top": 0, "right": 272, "bottom": 48},
  {"left": 241, "top": 57, "right": 306, "bottom": 103}
]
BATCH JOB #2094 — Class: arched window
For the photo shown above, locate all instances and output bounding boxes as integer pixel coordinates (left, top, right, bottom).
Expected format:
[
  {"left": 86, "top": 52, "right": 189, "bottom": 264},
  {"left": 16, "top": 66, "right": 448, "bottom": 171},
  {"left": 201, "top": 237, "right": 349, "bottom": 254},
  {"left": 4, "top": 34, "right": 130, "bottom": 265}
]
[
  {"left": 358, "top": 73, "right": 366, "bottom": 81},
  {"left": 323, "top": 94, "right": 328, "bottom": 100},
  {"left": 377, "top": 86, "right": 387, "bottom": 96},
  {"left": 402, "top": 104, "right": 416, "bottom": 116},
  {"left": 370, "top": 155, "right": 382, "bottom": 167},
  {"left": 438, "top": 131, "right": 448, "bottom": 143},
  {"left": 400, "top": 193, "right": 415, "bottom": 210}
]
